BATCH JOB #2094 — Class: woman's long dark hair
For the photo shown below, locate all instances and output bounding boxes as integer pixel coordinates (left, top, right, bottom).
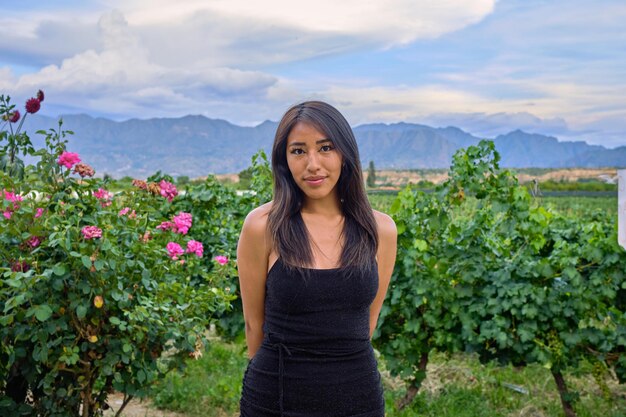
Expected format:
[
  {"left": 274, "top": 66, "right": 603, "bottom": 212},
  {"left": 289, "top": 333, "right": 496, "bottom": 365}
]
[{"left": 267, "top": 101, "right": 378, "bottom": 275}]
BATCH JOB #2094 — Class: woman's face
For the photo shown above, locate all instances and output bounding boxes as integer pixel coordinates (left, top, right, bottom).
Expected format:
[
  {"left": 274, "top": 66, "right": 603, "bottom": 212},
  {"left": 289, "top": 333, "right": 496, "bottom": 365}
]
[{"left": 286, "top": 122, "right": 343, "bottom": 203}]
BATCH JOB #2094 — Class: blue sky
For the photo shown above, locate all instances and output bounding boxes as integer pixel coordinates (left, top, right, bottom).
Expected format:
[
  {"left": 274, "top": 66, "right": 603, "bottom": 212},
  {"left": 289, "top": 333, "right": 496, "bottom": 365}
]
[{"left": 1, "top": 0, "right": 625, "bottom": 148}]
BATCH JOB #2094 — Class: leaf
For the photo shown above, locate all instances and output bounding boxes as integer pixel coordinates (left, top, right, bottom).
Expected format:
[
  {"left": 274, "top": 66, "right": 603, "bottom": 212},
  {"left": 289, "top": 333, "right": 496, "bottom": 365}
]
[
  {"left": 34, "top": 305, "right": 53, "bottom": 322},
  {"left": 413, "top": 239, "right": 428, "bottom": 252},
  {"left": 53, "top": 264, "right": 67, "bottom": 276},
  {"left": 81, "top": 256, "right": 92, "bottom": 269},
  {"left": 76, "top": 305, "right": 87, "bottom": 319}
]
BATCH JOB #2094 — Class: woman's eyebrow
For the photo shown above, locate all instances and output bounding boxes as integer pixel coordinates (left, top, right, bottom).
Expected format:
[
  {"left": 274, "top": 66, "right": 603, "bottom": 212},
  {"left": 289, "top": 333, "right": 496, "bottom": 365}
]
[{"left": 288, "top": 139, "right": 332, "bottom": 147}]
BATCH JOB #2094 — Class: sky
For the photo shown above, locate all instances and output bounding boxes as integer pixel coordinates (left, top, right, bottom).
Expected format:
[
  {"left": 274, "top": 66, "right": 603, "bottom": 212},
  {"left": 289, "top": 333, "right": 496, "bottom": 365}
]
[{"left": 1, "top": 0, "right": 625, "bottom": 148}]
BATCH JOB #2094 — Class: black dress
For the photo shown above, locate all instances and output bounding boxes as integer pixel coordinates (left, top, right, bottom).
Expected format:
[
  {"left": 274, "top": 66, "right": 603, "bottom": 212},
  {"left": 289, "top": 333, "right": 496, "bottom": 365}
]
[{"left": 239, "top": 258, "right": 385, "bottom": 417}]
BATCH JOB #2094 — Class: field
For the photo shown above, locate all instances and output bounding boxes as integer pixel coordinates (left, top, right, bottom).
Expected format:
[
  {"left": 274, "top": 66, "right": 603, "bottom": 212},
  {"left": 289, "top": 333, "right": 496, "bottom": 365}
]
[
  {"left": 105, "top": 338, "right": 625, "bottom": 417},
  {"left": 3, "top": 126, "right": 623, "bottom": 417},
  {"left": 125, "top": 185, "right": 623, "bottom": 417}
]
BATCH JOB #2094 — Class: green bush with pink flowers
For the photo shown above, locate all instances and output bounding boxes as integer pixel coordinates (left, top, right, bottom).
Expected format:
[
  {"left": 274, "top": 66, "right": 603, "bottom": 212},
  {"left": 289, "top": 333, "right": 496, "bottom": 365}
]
[{"left": 0, "top": 92, "right": 233, "bottom": 416}]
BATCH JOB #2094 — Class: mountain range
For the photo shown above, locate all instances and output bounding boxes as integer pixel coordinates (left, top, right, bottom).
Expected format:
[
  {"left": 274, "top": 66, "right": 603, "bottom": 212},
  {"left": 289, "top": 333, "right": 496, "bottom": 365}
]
[{"left": 17, "top": 114, "right": 625, "bottom": 178}]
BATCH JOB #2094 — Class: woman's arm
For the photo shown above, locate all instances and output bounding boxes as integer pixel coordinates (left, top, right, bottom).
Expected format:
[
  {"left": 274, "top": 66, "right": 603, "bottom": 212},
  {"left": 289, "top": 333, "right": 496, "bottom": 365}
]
[
  {"left": 369, "top": 211, "right": 397, "bottom": 338},
  {"left": 237, "top": 204, "right": 271, "bottom": 359}
]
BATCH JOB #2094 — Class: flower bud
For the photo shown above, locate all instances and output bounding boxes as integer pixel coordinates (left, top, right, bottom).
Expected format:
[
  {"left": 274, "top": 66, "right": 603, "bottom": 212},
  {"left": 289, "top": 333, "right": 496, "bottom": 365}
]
[{"left": 94, "top": 295, "right": 104, "bottom": 309}]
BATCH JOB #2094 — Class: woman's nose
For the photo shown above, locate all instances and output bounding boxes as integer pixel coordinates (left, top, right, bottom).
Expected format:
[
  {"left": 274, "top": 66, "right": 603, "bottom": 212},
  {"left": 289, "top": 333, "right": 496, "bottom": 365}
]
[{"left": 306, "top": 152, "right": 321, "bottom": 171}]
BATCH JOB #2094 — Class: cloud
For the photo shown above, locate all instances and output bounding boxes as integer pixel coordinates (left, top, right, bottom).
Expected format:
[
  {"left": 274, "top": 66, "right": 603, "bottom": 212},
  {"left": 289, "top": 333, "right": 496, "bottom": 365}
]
[
  {"left": 3, "top": 10, "right": 277, "bottom": 118},
  {"left": 121, "top": 0, "right": 495, "bottom": 45},
  {"left": 1, "top": 0, "right": 496, "bottom": 70}
]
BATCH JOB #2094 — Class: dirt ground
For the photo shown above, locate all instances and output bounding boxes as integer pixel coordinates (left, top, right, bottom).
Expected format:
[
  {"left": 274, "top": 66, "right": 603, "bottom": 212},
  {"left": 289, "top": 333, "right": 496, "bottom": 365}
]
[{"left": 103, "top": 392, "right": 188, "bottom": 417}]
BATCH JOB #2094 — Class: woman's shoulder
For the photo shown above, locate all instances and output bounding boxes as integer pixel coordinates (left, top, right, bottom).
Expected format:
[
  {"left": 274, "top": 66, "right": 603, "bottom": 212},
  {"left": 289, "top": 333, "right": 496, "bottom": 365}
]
[
  {"left": 241, "top": 201, "right": 273, "bottom": 237},
  {"left": 373, "top": 209, "right": 397, "bottom": 237}
]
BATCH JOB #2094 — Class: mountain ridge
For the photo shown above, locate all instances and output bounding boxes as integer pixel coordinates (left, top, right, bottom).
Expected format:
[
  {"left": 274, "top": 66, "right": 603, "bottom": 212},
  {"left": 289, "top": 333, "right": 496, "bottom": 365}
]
[{"left": 17, "top": 114, "right": 625, "bottom": 178}]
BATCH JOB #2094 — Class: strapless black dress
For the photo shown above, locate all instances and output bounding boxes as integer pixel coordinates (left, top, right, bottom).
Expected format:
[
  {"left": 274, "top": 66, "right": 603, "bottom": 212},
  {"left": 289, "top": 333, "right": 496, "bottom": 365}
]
[{"left": 239, "top": 258, "right": 384, "bottom": 417}]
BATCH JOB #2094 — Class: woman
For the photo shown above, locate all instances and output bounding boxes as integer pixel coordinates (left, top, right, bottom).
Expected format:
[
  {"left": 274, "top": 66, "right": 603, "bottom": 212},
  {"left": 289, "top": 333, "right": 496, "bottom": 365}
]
[{"left": 238, "top": 101, "right": 397, "bottom": 416}]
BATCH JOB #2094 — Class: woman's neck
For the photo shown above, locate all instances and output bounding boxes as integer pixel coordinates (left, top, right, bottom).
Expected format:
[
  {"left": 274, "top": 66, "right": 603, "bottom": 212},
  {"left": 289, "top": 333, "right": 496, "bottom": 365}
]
[{"left": 300, "top": 194, "right": 342, "bottom": 217}]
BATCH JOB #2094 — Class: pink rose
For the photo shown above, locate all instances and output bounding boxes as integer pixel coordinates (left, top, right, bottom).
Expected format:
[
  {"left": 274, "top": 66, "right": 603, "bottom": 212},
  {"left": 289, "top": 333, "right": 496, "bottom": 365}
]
[
  {"left": 35, "top": 208, "right": 44, "bottom": 218},
  {"left": 157, "top": 221, "right": 173, "bottom": 231},
  {"left": 214, "top": 255, "right": 228, "bottom": 265},
  {"left": 159, "top": 180, "right": 178, "bottom": 202},
  {"left": 166, "top": 242, "right": 184, "bottom": 260},
  {"left": 93, "top": 188, "right": 113, "bottom": 207},
  {"left": 26, "top": 236, "right": 42, "bottom": 248},
  {"left": 81, "top": 226, "right": 103, "bottom": 240},
  {"left": 172, "top": 212, "right": 192, "bottom": 234},
  {"left": 57, "top": 151, "right": 81, "bottom": 169},
  {"left": 3, "top": 190, "right": 23, "bottom": 203},
  {"left": 186, "top": 240, "right": 204, "bottom": 258},
  {"left": 3, "top": 211, "right": 12, "bottom": 220},
  {"left": 118, "top": 207, "right": 130, "bottom": 216}
]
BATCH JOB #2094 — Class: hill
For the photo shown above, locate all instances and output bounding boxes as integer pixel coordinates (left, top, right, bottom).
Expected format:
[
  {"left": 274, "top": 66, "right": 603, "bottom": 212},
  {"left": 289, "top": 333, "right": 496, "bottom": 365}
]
[{"left": 20, "top": 114, "right": 625, "bottom": 178}]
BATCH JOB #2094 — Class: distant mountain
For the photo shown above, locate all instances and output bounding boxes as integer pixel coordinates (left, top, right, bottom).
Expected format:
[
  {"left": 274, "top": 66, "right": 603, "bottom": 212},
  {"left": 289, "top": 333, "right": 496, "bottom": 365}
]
[{"left": 18, "top": 114, "right": 624, "bottom": 178}]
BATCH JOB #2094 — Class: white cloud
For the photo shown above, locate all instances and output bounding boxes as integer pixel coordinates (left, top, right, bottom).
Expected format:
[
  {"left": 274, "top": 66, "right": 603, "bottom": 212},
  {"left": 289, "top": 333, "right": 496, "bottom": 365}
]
[
  {"left": 120, "top": 0, "right": 495, "bottom": 43},
  {"left": 4, "top": 10, "right": 277, "bottom": 118}
]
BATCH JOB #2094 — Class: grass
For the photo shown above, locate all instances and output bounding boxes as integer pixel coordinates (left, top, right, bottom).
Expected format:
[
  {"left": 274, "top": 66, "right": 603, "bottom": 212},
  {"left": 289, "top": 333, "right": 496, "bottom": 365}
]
[
  {"left": 150, "top": 341, "right": 248, "bottom": 417},
  {"left": 148, "top": 339, "right": 626, "bottom": 417}
]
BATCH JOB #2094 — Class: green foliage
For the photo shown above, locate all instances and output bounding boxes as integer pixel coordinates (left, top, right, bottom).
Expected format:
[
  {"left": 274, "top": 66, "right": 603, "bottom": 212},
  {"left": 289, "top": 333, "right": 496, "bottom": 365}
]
[
  {"left": 0, "top": 93, "right": 233, "bottom": 416},
  {"left": 170, "top": 149, "right": 272, "bottom": 340},
  {"left": 538, "top": 179, "right": 616, "bottom": 192},
  {"left": 376, "top": 140, "right": 626, "bottom": 415}
]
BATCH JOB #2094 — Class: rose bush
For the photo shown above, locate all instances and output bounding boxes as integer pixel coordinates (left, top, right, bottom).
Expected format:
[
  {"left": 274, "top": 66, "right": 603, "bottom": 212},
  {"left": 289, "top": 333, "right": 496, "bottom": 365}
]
[{"left": 0, "top": 92, "right": 233, "bottom": 416}]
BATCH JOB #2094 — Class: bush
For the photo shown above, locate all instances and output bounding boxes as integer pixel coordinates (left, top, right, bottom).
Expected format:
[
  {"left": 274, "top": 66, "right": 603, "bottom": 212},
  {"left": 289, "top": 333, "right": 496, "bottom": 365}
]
[{"left": 0, "top": 92, "right": 233, "bottom": 416}]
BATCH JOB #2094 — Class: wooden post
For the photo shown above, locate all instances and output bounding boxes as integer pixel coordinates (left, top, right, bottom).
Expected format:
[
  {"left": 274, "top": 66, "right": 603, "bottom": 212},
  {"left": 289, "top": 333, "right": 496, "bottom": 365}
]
[{"left": 619, "top": 169, "right": 625, "bottom": 250}]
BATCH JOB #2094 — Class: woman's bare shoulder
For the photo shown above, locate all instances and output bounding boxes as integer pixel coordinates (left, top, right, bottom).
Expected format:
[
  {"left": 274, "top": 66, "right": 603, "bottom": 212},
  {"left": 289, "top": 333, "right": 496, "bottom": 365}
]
[
  {"left": 373, "top": 209, "right": 397, "bottom": 238},
  {"left": 241, "top": 201, "right": 273, "bottom": 237}
]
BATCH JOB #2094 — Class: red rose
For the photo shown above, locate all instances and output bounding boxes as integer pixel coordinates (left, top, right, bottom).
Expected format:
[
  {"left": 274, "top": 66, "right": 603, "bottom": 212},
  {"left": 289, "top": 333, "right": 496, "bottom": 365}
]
[{"left": 25, "top": 98, "right": 41, "bottom": 114}]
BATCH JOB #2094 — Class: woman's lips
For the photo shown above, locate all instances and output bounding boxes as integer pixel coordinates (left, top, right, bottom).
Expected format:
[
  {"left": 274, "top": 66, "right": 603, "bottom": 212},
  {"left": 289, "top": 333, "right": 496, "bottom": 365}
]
[{"left": 304, "top": 177, "right": 325, "bottom": 186}]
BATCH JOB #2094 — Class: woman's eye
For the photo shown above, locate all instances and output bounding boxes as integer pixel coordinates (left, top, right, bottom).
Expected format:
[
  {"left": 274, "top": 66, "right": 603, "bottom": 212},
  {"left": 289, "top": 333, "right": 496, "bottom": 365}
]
[
  {"left": 291, "top": 148, "right": 304, "bottom": 155},
  {"left": 320, "top": 145, "right": 333, "bottom": 152}
]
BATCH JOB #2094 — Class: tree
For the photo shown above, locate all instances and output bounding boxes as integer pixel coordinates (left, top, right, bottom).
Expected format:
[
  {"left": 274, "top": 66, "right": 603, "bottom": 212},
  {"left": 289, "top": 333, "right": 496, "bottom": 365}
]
[{"left": 367, "top": 160, "right": 376, "bottom": 188}]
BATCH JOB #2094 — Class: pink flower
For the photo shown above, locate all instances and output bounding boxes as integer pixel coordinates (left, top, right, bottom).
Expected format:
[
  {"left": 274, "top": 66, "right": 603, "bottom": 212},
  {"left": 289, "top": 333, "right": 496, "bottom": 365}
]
[
  {"left": 2, "top": 189, "right": 22, "bottom": 219},
  {"left": 9, "top": 111, "right": 20, "bottom": 123},
  {"left": 157, "top": 221, "right": 173, "bottom": 231},
  {"left": 214, "top": 255, "right": 228, "bottom": 265},
  {"left": 37, "top": 90, "right": 45, "bottom": 102},
  {"left": 57, "top": 151, "right": 81, "bottom": 169},
  {"left": 3, "top": 190, "right": 23, "bottom": 203},
  {"left": 186, "top": 240, "right": 204, "bottom": 258},
  {"left": 25, "top": 97, "right": 41, "bottom": 114},
  {"left": 118, "top": 207, "right": 130, "bottom": 216},
  {"left": 26, "top": 236, "right": 42, "bottom": 248},
  {"left": 166, "top": 242, "right": 184, "bottom": 260},
  {"left": 35, "top": 208, "right": 44, "bottom": 218},
  {"left": 159, "top": 180, "right": 178, "bottom": 202},
  {"left": 81, "top": 226, "right": 103, "bottom": 240},
  {"left": 172, "top": 212, "right": 192, "bottom": 234},
  {"left": 128, "top": 210, "right": 137, "bottom": 219},
  {"left": 93, "top": 188, "right": 113, "bottom": 207}
]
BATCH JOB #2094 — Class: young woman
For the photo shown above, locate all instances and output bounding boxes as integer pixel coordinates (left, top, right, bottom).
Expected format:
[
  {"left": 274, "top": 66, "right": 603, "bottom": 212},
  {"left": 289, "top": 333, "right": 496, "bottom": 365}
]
[{"left": 238, "top": 101, "right": 397, "bottom": 416}]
